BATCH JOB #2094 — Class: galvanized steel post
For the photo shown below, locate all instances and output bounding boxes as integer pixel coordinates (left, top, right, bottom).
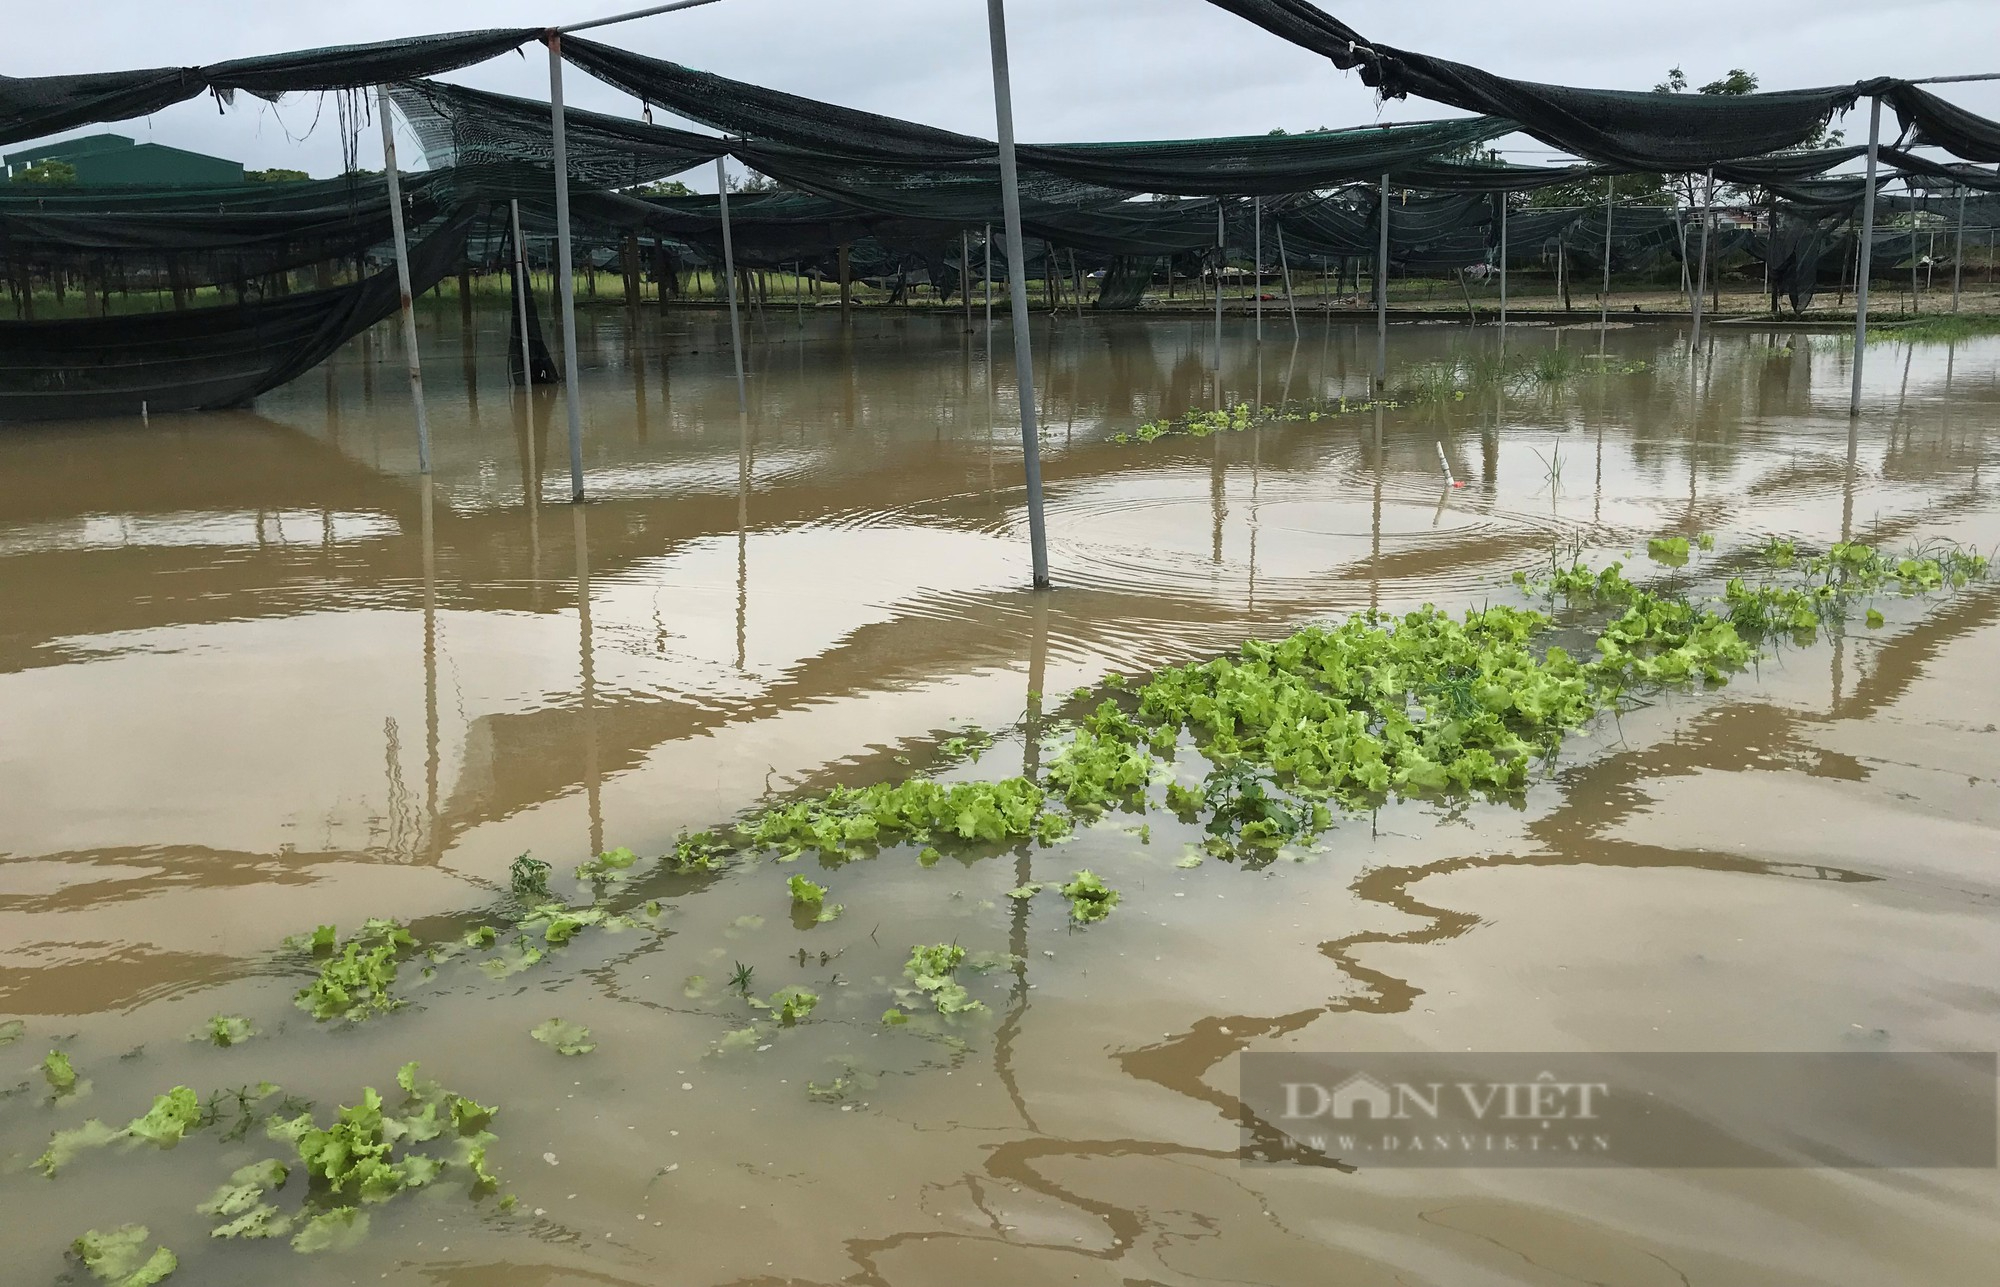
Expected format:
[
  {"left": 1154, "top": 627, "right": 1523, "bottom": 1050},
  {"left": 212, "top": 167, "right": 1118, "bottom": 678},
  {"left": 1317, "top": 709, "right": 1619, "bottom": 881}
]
[
  {"left": 984, "top": 0, "right": 1050, "bottom": 589},
  {"left": 546, "top": 36, "right": 587, "bottom": 501},
  {"left": 1850, "top": 96, "right": 1882, "bottom": 417},
  {"left": 375, "top": 85, "right": 430, "bottom": 474}
]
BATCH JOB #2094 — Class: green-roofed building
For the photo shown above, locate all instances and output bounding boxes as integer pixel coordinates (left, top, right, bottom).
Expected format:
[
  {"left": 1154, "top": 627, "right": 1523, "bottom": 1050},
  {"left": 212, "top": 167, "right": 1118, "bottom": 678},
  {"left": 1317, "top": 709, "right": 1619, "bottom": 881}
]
[{"left": 4, "top": 133, "right": 245, "bottom": 187}]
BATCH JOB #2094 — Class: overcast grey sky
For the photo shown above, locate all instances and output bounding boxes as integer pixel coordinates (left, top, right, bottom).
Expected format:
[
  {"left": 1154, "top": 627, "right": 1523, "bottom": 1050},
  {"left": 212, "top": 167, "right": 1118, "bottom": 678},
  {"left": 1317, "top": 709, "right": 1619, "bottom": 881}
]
[{"left": 11, "top": 0, "right": 1999, "bottom": 183}]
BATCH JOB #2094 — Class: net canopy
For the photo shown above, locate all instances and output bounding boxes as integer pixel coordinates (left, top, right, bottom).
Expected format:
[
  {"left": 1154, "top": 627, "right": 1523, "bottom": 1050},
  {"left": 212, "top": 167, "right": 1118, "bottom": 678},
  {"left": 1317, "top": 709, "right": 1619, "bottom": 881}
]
[
  {"left": 1197, "top": 0, "right": 1370, "bottom": 69},
  {"left": 1202, "top": 1, "right": 2000, "bottom": 168},
  {"left": 1361, "top": 55, "right": 1879, "bottom": 170},
  {"left": 0, "top": 29, "right": 537, "bottom": 147},
  {"left": 1884, "top": 85, "right": 2000, "bottom": 164},
  {"left": 0, "top": 171, "right": 463, "bottom": 291},
  {"left": 0, "top": 203, "right": 479, "bottom": 420},
  {"left": 558, "top": 37, "right": 1516, "bottom": 197},
  {"left": 1273, "top": 189, "right": 1489, "bottom": 262},
  {"left": 1016, "top": 119, "right": 1512, "bottom": 195},
  {"left": 391, "top": 79, "right": 723, "bottom": 189},
  {"left": 1385, "top": 159, "right": 1601, "bottom": 192},
  {"left": 557, "top": 36, "right": 989, "bottom": 164},
  {"left": 1877, "top": 147, "right": 2000, "bottom": 193}
]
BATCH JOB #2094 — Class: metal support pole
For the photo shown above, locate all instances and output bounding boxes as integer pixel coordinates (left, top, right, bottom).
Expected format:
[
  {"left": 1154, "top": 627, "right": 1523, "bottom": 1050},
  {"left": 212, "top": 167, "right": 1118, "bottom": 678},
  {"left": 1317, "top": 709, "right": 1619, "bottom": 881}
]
[
  {"left": 1498, "top": 193, "right": 1508, "bottom": 333},
  {"left": 1600, "top": 176, "right": 1614, "bottom": 330},
  {"left": 1275, "top": 217, "right": 1299, "bottom": 338},
  {"left": 984, "top": 0, "right": 1049, "bottom": 590},
  {"left": 1691, "top": 170, "right": 1714, "bottom": 351},
  {"left": 962, "top": 231, "right": 973, "bottom": 332},
  {"left": 715, "top": 156, "right": 747, "bottom": 409},
  {"left": 1952, "top": 186, "right": 1966, "bottom": 313},
  {"left": 1375, "top": 174, "right": 1388, "bottom": 389},
  {"left": 375, "top": 85, "right": 431, "bottom": 474},
  {"left": 509, "top": 200, "right": 534, "bottom": 394},
  {"left": 547, "top": 37, "right": 587, "bottom": 502},
  {"left": 1850, "top": 96, "right": 1882, "bottom": 418},
  {"left": 1253, "top": 195, "right": 1263, "bottom": 343},
  {"left": 984, "top": 223, "right": 993, "bottom": 329},
  {"left": 1910, "top": 183, "right": 1920, "bottom": 315},
  {"left": 558, "top": 0, "right": 722, "bottom": 35},
  {"left": 1214, "top": 200, "right": 1224, "bottom": 367},
  {"left": 509, "top": 199, "right": 538, "bottom": 503}
]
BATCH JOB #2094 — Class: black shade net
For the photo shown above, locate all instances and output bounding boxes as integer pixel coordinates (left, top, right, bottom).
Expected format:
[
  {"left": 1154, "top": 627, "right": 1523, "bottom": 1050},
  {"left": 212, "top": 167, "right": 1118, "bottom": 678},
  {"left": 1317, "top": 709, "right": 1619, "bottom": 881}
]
[
  {"left": 0, "top": 203, "right": 479, "bottom": 420},
  {"left": 0, "top": 29, "right": 538, "bottom": 147}
]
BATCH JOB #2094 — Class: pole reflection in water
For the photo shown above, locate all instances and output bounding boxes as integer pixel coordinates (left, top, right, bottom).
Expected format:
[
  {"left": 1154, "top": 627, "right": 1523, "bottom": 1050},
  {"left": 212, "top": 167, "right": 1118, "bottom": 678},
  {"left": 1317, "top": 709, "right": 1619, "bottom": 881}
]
[
  {"left": 737, "top": 412, "right": 751, "bottom": 673},
  {"left": 421, "top": 474, "right": 439, "bottom": 860},
  {"left": 1371, "top": 400, "right": 1384, "bottom": 616},
  {"left": 575, "top": 502, "right": 602, "bottom": 858}
]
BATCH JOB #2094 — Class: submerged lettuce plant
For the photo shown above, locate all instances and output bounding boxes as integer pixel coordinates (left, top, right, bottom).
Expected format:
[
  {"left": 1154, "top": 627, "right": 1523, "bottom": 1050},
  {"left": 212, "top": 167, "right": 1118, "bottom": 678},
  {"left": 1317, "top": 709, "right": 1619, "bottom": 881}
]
[
  {"left": 900, "top": 943, "right": 983, "bottom": 1015},
  {"left": 530, "top": 1018, "right": 596, "bottom": 1056},
  {"left": 44, "top": 1049, "right": 80, "bottom": 1096},
  {"left": 738, "top": 777, "right": 1056, "bottom": 860},
  {"left": 575, "top": 846, "right": 640, "bottom": 883},
  {"left": 1058, "top": 871, "right": 1120, "bottom": 923},
  {"left": 37, "top": 1085, "right": 205, "bottom": 1176},
  {"left": 786, "top": 874, "right": 842, "bottom": 924},
  {"left": 295, "top": 920, "right": 415, "bottom": 1022},
  {"left": 195, "top": 1015, "right": 255, "bottom": 1048},
  {"left": 70, "top": 1224, "right": 177, "bottom": 1286},
  {"left": 250, "top": 1062, "right": 505, "bottom": 1251}
]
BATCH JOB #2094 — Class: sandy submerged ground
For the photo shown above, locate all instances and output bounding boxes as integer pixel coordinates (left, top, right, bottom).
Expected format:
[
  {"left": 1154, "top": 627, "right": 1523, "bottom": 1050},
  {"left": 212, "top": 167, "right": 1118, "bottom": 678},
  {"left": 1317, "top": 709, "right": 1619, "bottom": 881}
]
[{"left": 2, "top": 311, "right": 1997, "bottom": 1285}]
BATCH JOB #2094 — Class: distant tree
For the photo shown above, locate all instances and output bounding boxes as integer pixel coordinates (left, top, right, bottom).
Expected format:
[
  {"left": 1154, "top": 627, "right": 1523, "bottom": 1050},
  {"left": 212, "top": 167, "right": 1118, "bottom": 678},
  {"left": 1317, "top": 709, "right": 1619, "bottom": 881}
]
[
  {"left": 246, "top": 167, "right": 310, "bottom": 183},
  {"left": 634, "top": 178, "right": 694, "bottom": 197},
  {"left": 727, "top": 171, "right": 779, "bottom": 194},
  {"left": 13, "top": 159, "right": 76, "bottom": 184}
]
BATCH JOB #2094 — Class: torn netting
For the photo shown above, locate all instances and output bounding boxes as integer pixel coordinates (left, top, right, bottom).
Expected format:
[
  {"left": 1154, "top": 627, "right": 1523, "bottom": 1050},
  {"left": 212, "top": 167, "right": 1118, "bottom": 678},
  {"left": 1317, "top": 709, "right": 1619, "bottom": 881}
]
[
  {"left": 1093, "top": 257, "right": 1164, "bottom": 310},
  {"left": 391, "top": 79, "right": 723, "bottom": 190},
  {"left": 1883, "top": 85, "right": 2000, "bottom": 164},
  {"left": 507, "top": 219, "right": 562, "bottom": 386}
]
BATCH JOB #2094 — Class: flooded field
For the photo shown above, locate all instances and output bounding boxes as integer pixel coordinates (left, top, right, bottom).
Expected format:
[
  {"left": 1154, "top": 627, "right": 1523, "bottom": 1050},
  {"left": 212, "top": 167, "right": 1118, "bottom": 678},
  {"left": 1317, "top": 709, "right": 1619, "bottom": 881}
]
[{"left": 3, "top": 306, "right": 1998, "bottom": 1286}]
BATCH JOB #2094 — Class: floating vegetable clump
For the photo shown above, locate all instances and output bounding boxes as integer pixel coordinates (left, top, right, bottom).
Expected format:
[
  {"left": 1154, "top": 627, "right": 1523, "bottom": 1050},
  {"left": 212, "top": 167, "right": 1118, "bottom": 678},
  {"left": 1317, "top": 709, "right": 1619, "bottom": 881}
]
[
  {"left": 509, "top": 853, "right": 551, "bottom": 898},
  {"left": 37, "top": 1085, "right": 203, "bottom": 1176},
  {"left": 195, "top": 1015, "right": 255, "bottom": 1048},
  {"left": 244, "top": 1062, "right": 505, "bottom": 1252},
  {"left": 901, "top": 943, "right": 983, "bottom": 1015},
  {"left": 575, "top": 846, "right": 640, "bottom": 883},
  {"left": 1058, "top": 871, "right": 1120, "bottom": 923},
  {"left": 295, "top": 920, "right": 415, "bottom": 1022},
  {"left": 787, "top": 874, "right": 842, "bottom": 923},
  {"left": 530, "top": 1018, "right": 597, "bottom": 1056}
]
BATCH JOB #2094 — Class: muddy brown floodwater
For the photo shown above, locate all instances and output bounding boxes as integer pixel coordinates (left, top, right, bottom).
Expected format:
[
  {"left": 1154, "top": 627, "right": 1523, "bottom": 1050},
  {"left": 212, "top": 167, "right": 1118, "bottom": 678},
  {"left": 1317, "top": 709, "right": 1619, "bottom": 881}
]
[{"left": 3, "top": 306, "right": 1999, "bottom": 1286}]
